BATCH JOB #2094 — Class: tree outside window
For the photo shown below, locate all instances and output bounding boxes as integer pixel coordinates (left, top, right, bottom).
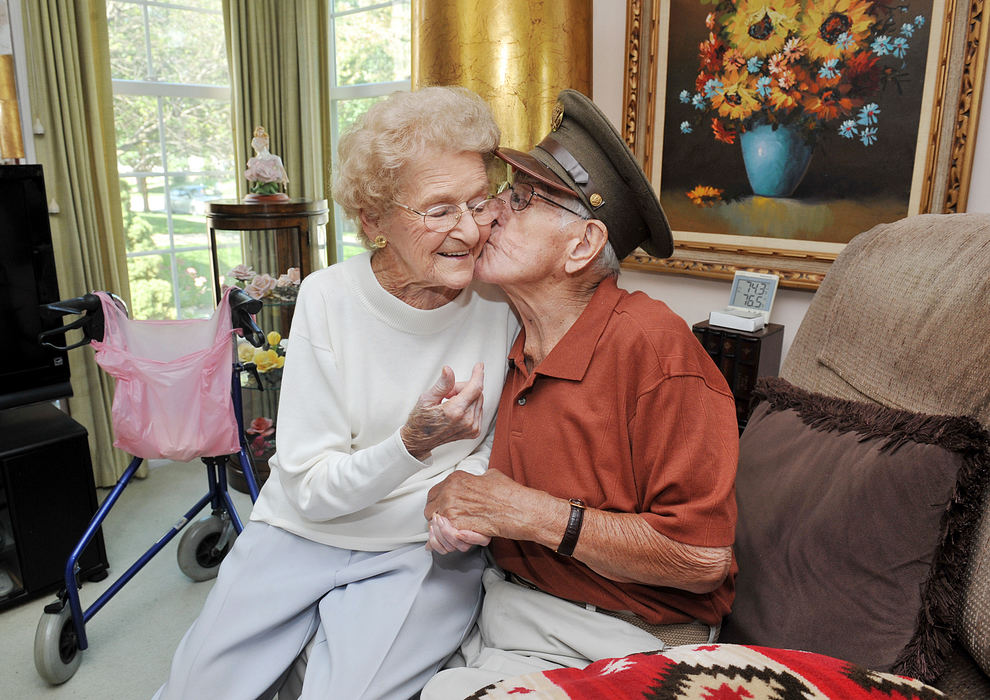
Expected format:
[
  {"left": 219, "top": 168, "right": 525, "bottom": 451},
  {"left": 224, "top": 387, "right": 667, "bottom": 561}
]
[{"left": 108, "top": 0, "right": 234, "bottom": 320}]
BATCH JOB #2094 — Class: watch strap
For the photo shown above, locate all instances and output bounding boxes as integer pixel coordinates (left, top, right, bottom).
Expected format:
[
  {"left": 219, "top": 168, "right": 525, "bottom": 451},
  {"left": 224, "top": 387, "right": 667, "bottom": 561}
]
[{"left": 556, "top": 498, "right": 586, "bottom": 557}]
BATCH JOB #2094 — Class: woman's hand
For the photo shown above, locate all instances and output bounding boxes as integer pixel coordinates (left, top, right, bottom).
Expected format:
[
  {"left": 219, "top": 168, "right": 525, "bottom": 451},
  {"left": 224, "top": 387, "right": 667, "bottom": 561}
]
[
  {"left": 426, "top": 514, "right": 490, "bottom": 554},
  {"left": 401, "top": 363, "right": 484, "bottom": 460}
]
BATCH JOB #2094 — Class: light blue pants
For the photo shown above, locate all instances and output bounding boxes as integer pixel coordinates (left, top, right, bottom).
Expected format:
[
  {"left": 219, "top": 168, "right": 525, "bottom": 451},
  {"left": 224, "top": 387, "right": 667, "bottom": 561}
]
[{"left": 153, "top": 522, "right": 484, "bottom": 700}]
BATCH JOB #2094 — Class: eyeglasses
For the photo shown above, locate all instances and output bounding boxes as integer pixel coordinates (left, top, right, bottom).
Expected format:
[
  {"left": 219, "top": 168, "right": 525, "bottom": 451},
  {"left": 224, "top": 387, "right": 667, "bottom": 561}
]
[
  {"left": 499, "top": 182, "right": 588, "bottom": 219},
  {"left": 392, "top": 195, "right": 506, "bottom": 233}
]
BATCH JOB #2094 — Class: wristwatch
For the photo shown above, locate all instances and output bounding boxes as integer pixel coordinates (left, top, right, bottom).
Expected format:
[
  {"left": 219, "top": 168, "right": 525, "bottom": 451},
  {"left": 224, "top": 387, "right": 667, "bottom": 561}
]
[{"left": 556, "top": 498, "right": 586, "bottom": 557}]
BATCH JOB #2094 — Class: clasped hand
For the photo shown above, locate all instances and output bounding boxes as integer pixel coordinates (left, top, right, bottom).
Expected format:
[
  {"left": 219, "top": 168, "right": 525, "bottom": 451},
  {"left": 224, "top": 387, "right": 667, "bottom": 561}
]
[
  {"left": 426, "top": 513, "right": 490, "bottom": 554},
  {"left": 424, "top": 470, "right": 524, "bottom": 554},
  {"left": 401, "top": 363, "right": 484, "bottom": 461}
]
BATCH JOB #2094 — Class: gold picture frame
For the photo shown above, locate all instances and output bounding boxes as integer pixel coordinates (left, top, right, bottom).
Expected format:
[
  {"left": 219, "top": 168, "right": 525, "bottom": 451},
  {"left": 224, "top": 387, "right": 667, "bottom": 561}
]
[{"left": 621, "top": 0, "right": 988, "bottom": 290}]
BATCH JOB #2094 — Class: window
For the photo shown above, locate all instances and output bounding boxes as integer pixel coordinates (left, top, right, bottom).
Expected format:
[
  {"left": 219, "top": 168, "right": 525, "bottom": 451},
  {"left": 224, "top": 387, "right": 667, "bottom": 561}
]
[
  {"left": 106, "top": 0, "right": 413, "bottom": 318},
  {"left": 329, "top": 0, "right": 411, "bottom": 261},
  {"left": 107, "top": 0, "right": 234, "bottom": 320}
]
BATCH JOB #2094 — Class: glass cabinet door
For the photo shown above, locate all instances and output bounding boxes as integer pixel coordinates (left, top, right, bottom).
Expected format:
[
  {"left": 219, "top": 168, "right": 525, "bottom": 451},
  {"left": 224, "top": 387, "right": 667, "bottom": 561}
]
[{"left": 208, "top": 199, "right": 329, "bottom": 492}]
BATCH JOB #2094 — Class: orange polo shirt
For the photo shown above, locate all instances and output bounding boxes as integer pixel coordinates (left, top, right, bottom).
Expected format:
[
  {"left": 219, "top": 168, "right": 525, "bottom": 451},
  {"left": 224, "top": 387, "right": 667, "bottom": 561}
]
[{"left": 490, "top": 276, "right": 739, "bottom": 625}]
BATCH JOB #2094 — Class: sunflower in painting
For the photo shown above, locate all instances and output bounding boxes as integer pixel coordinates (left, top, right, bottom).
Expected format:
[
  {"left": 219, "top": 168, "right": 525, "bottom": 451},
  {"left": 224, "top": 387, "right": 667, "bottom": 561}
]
[
  {"left": 676, "top": 0, "right": 929, "bottom": 196},
  {"left": 724, "top": 0, "right": 802, "bottom": 57},
  {"left": 800, "top": 0, "right": 875, "bottom": 61},
  {"left": 711, "top": 73, "right": 762, "bottom": 121}
]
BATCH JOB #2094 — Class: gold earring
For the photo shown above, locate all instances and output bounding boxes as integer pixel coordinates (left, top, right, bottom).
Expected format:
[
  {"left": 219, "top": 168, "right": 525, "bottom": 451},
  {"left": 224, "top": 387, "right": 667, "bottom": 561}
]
[{"left": 370, "top": 235, "right": 388, "bottom": 250}]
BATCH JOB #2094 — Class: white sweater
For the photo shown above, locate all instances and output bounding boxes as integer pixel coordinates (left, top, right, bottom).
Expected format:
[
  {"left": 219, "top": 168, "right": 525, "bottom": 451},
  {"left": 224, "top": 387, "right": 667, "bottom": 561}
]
[{"left": 250, "top": 253, "right": 519, "bottom": 551}]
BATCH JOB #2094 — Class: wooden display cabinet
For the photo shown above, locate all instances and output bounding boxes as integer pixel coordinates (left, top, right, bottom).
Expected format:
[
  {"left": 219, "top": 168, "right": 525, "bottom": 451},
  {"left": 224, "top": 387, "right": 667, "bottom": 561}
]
[
  {"left": 206, "top": 199, "right": 329, "bottom": 492},
  {"left": 692, "top": 320, "right": 784, "bottom": 432}
]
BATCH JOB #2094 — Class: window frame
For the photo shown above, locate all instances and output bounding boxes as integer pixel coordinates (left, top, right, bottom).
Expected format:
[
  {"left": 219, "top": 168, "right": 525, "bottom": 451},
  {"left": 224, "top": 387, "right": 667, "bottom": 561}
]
[
  {"left": 109, "top": 0, "right": 233, "bottom": 319},
  {"left": 328, "top": 0, "right": 411, "bottom": 262}
]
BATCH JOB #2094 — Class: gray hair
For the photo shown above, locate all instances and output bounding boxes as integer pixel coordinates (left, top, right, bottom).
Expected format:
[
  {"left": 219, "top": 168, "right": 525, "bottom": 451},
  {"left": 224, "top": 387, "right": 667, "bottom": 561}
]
[
  {"left": 549, "top": 188, "right": 620, "bottom": 279},
  {"left": 592, "top": 240, "right": 621, "bottom": 278},
  {"left": 332, "top": 86, "right": 500, "bottom": 244}
]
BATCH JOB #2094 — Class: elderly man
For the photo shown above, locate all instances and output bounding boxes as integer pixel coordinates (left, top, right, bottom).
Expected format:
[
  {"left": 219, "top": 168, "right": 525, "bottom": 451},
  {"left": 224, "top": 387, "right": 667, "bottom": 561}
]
[{"left": 420, "top": 90, "right": 739, "bottom": 699}]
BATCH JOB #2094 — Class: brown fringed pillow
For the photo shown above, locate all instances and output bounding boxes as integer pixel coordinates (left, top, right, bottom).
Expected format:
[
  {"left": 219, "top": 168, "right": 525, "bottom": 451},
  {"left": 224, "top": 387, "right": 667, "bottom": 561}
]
[{"left": 720, "top": 377, "right": 990, "bottom": 685}]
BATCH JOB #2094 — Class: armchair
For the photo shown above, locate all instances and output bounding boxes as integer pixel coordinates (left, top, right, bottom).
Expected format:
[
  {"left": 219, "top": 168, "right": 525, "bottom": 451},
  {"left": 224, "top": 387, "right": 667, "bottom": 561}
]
[{"left": 772, "top": 212, "right": 990, "bottom": 697}]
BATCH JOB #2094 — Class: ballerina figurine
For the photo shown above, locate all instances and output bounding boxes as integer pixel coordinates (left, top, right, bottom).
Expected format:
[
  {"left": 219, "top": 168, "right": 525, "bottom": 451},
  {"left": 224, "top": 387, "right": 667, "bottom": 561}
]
[{"left": 244, "top": 126, "right": 289, "bottom": 200}]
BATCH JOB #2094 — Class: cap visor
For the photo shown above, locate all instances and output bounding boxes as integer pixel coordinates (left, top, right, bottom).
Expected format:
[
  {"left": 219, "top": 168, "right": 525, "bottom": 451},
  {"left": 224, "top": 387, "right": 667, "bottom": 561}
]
[{"left": 495, "top": 148, "right": 578, "bottom": 196}]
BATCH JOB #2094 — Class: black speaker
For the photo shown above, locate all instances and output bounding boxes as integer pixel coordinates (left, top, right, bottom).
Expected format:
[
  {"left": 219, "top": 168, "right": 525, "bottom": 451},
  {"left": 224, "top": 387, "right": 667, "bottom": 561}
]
[{"left": 0, "top": 401, "right": 109, "bottom": 610}]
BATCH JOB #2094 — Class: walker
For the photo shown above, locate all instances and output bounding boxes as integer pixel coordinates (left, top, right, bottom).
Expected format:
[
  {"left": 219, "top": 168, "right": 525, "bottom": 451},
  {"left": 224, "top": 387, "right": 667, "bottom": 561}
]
[{"left": 32, "top": 287, "right": 267, "bottom": 684}]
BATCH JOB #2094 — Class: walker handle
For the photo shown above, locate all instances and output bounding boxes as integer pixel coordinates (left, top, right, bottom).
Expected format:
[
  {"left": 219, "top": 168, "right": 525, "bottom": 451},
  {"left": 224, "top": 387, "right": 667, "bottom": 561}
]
[
  {"left": 38, "top": 293, "right": 107, "bottom": 349},
  {"left": 229, "top": 287, "right": 265, "bottom": 348}
]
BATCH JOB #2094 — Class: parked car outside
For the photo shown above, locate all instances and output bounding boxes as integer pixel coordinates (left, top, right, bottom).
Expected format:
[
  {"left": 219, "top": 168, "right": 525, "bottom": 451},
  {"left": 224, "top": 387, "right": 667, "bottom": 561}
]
[{"left": 169, "top": 185, "right": 220, "bottom": 215}]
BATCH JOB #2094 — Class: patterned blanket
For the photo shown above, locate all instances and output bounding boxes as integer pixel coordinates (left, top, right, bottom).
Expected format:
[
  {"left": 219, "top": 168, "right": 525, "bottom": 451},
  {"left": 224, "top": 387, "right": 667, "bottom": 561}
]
[{"left": 469, "top": 644, "right": 945, "bottom": 699}]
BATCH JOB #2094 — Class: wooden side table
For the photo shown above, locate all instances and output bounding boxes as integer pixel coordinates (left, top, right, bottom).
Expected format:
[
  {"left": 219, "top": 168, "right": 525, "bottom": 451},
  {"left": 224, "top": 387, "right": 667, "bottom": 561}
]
[
  {"left": 692, "top": 320, "right": 784, "bottom": 431},
  {"left": 206, "top": 198, "right": 329, "bottom": 302}
]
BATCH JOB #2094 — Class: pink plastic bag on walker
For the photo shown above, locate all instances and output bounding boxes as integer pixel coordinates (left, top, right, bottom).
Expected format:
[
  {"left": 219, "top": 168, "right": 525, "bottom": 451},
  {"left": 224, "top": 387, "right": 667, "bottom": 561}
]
[{"left": 91, "top": 288, "right": 241, "bottom": 462}]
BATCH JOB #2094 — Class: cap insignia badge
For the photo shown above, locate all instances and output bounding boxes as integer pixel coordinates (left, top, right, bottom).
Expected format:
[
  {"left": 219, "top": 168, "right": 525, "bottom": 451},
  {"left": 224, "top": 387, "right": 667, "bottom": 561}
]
[{"left": 551, "top": 103, "right": 563, "bottom": 131}]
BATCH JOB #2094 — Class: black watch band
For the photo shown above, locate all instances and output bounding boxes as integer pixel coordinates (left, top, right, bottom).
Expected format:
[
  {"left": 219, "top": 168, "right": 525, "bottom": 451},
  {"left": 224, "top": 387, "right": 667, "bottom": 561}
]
[{"left": 556, "top": 498, "right": 586, "bottom": 557}]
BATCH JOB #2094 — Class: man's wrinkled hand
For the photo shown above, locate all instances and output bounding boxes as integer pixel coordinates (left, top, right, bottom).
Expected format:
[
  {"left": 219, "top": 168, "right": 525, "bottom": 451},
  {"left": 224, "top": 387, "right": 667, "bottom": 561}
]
[{"left": 425, "top": 469, "right": 527, "bottom": 541}]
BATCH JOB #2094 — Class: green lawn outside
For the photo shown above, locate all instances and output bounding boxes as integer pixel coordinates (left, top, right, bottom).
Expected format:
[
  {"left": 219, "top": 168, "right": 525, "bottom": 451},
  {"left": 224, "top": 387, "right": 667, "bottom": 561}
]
[
  {"left": 127, "top": 213, "right": 367, "bottom": 318},
  {"left": 127, "top": 212, "right": 230, "bottom": 319}
]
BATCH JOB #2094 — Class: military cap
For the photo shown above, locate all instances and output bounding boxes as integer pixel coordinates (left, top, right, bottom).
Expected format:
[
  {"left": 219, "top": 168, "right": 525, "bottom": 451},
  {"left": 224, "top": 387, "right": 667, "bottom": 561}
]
[{"left": 495, "top": 89, "right": 673, "bottom": 259}]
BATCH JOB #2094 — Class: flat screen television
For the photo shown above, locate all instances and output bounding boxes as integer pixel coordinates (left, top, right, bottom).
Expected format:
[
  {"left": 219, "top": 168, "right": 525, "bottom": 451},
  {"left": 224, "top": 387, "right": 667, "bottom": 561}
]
[{"left": 0, "top": 164, "right": 71, "bottom": 410}]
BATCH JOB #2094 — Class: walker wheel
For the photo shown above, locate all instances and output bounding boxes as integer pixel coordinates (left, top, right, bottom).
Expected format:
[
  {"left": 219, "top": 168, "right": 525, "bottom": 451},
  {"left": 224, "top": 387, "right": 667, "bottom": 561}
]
[
  {"left": 34, "top": 605, "right": 82, "bottom": 684},
  {"left": 177, "top": 516, "right": 234, "bottom": 581}
]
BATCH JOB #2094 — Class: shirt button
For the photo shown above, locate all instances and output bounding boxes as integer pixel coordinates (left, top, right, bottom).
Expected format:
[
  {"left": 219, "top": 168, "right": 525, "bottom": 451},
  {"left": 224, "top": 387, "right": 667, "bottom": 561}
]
[{"left": 517, "top": 397, "right": 526, "bottom": 406}]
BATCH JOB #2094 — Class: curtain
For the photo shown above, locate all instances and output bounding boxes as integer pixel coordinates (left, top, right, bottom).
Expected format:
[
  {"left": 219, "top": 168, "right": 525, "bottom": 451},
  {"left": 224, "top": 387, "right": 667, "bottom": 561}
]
[
  {"left": 412, "top": 0, "right": 591, "bottom": 152},
  {"left": 21, "top": 0, "right": 135, "bottom": 486},
  {"left": 223, "top": 0, "right": 336, "bottom": 269}
]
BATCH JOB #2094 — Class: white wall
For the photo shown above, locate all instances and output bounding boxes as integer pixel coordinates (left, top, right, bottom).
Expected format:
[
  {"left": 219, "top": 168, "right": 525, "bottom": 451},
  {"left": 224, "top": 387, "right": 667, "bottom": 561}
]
[{"left": 592, "top": 1, "right": 990, "bottom": 361}]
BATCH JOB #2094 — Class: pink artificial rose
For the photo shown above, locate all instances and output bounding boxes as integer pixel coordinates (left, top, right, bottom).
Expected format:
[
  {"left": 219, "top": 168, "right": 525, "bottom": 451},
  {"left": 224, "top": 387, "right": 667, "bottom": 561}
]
[
  {"left": 277, "top": 267, "right": 301, "bottom": 287},
  {"left": 245, "top": 273, "right": 278, "bottom": 299},
  {"left": 229, "top": 264, "right": 256, "bottom": 282},
  {"left": 248, "top": 417, "right": 275, "bottom": 437},
  {"left": 250, "top": 434, "right": 271, "bottom": 458}
]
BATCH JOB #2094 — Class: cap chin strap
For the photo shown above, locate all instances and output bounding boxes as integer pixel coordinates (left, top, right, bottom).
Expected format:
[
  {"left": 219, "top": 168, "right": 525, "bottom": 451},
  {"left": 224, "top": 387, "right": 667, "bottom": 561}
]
[{"left": 536, "top": 135, "right": 604, "bottom": 210}]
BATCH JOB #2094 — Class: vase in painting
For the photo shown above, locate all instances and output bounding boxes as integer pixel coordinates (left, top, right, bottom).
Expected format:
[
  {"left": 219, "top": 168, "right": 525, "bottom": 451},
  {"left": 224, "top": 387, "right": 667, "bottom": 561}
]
[{"left": 739, "top": 122, "right": 813, "bottom": 198}]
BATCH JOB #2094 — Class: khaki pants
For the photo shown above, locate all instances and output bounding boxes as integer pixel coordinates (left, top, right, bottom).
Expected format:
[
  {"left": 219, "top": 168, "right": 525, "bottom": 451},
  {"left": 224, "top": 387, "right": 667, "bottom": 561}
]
[{"left": 421, "top": 567, "right": 717, "bottom": 700}]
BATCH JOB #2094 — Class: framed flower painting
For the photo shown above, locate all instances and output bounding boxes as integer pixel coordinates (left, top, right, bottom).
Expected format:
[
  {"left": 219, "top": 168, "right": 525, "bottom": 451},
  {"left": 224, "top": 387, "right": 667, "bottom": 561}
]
[{"left": 621, "top": 0, "right": 988, "bottom": 288}]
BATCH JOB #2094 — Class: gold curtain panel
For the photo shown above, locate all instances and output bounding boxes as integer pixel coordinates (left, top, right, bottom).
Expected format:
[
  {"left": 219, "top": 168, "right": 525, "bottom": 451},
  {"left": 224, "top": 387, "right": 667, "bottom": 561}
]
[
  {"left": 412, "top": 0, "right": 592, "bottom": 152},
  {"left": 0, "top": 54, "right": 25, "bottom": 159}
]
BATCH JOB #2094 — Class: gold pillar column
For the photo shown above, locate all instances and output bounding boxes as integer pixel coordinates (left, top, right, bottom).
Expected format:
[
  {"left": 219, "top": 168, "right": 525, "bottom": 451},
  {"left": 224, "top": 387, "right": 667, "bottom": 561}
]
[
  {"left": 0, "top": 54, "right": 26, "bottom": 160},
  {"left": 412, "top": 0, "right": 592, "bottom": 151}
]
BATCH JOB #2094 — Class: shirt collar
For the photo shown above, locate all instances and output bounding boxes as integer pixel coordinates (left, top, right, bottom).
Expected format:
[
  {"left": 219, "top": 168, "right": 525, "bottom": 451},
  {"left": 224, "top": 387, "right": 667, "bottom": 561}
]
[{"left": 507, "top": 276, "right": 623, "bottom": 381}]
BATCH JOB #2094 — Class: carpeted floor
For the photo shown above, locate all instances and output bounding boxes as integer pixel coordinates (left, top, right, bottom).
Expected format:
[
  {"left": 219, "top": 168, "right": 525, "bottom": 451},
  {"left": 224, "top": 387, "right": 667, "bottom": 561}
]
[{"left": 0, "top": 459, "right": 253, "bottom": 699}]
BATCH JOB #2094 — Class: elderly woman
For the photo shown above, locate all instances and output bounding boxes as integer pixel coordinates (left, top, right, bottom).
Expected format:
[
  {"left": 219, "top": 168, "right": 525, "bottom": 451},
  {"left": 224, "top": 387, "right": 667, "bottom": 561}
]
[{"left": 154, "top": 87, "right": 518, "bottom": 700}]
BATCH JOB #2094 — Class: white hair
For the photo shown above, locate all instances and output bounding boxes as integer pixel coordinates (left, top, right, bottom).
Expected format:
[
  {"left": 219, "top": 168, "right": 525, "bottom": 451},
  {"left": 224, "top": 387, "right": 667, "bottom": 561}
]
[{"left": 333, "top": 87, "right": 500, "bottom": 244}]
